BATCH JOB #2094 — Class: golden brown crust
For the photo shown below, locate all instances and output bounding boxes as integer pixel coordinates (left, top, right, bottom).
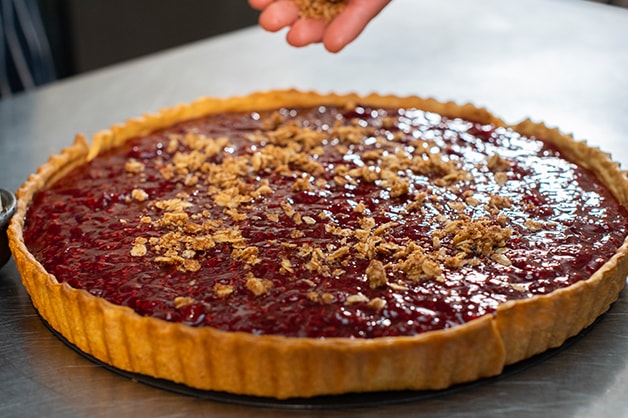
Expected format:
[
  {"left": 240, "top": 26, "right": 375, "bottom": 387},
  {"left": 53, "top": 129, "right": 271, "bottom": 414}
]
[{"left": 8, "top": 89, "right": 628, "bottom": 398}]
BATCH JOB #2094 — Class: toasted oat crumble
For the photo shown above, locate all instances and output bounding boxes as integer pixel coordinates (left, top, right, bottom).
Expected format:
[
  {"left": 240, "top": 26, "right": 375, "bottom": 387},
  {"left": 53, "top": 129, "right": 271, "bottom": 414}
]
[
  {"left": 214, "top": 283, "right": 234, "bottom": 298},
  {"left": 293, "top": 0, "right": 349, "bottom": 22},
  {"left": 366, "top": 259, "right": 388, "bottom": 288},
  {"left": 367, "top": 297, "right": 387, "bottom": 311},
  {"left": 246, "top": 275, "right": 273, "bottom": 296},
  {"left": 125, "top": 158, "right": 145, "bottom": 173},
  {"left": 131, "top": 188, "right": 149, "bottom": 202},
  {"left": 487, "top": 153, "right": 510, "bottom": 172},
  {"left": 174, "top": 296, "right": 195, "bottom": 309},
  {"left": 345, "top": 293, "right": 369, "bottom": 305}
]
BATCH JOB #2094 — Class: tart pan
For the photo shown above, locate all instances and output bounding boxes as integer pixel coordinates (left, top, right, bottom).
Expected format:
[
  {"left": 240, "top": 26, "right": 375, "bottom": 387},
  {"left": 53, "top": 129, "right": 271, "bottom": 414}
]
[
  {"left": 0, "top": 189, "right": 17, "bottom": 269},
  {"left": 39, "top": 303, "right": 601, "bottom": 409}
]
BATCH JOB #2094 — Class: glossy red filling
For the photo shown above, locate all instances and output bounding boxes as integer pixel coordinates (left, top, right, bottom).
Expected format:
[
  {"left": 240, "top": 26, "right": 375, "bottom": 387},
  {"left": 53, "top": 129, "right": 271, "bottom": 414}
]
[{"left": 23, "top": 105, "right": 628, "bottom": 338}]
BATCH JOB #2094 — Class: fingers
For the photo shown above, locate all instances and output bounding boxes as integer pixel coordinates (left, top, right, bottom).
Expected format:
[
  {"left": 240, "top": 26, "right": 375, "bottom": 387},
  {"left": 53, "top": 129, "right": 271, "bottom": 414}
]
[
  {"left": 286, "top": 19, "right": 326, "bottom": 47},
  {"left": 248, "top": 0, "right": 275, "bottom": 10},
  {"left": 254, "top": 0, "right": 325, "bottom": 47},
  {"left": 250, "top": 0, "right": 392, "bottom": 51},
  {"left": 258, "top": 1, "right": 300, "bottom": 32},
  {"left": 323, "top": 0, "right": 392, "bottom": 52}
]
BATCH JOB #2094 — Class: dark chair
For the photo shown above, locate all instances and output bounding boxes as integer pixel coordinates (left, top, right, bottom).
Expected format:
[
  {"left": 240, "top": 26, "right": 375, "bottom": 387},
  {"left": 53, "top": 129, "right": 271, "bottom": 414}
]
[{"left": 1, "top": 0, "right": 56, "bottom": 97}]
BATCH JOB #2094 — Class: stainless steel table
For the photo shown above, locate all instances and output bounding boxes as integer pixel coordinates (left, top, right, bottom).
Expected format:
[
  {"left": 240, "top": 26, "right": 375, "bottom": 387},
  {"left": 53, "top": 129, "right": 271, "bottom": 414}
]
[{"left": 2, "top": 0, "right": 628, "bottom": 416}]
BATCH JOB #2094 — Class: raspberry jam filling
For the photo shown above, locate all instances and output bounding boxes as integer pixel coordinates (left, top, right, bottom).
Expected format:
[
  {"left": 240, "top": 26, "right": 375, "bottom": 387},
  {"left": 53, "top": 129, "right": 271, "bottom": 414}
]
[{"left": 23, "top": 105, "right": 628, "bottom": 338}]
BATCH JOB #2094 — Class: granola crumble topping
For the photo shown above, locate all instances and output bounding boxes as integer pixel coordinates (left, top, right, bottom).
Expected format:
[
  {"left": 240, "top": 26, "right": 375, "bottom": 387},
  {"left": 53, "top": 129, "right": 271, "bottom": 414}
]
[{"left": 293, "top": 0, "right": 349, "bottom": 23}]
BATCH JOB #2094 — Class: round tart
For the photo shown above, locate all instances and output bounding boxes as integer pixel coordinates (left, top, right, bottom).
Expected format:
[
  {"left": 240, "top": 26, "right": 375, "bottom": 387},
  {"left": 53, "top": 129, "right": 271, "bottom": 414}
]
[{"left": 8, "top": 90, "right": 628, "bottom": 399}]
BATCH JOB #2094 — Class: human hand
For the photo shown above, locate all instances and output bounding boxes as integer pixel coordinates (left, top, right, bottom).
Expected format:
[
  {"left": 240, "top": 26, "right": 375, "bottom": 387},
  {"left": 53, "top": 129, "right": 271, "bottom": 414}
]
[{"left": 249, "top": 0, "right": 392, "bottom": 53}]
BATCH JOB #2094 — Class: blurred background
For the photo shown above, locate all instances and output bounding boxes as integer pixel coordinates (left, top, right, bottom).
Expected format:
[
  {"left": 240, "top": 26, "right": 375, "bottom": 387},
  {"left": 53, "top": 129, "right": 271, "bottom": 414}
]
[
  {"left": 0, "top": 0, "right": 626, "bottom": 98},
  {"left": 1, "top": 0, "right": 258, "bottom": 98}
]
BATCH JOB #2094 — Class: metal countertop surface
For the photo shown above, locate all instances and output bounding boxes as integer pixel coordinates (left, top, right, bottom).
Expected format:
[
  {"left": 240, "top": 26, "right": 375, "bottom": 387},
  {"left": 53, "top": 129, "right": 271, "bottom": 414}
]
[{"left": 2, "top": 0, "right": 628, "bottom": 416}]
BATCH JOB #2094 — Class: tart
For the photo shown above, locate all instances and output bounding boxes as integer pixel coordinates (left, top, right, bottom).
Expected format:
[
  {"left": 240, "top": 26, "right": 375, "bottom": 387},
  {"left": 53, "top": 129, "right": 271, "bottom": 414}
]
[{"left": 8, "top": 90, "right": 628, "bottom": 399}]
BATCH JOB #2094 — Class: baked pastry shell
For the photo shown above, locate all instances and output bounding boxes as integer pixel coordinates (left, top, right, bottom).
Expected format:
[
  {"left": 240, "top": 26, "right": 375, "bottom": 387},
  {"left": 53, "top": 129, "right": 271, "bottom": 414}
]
[{"left": 8, "top": 90, "right": 628, "bottom": 399}]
